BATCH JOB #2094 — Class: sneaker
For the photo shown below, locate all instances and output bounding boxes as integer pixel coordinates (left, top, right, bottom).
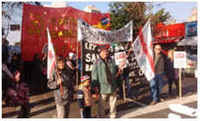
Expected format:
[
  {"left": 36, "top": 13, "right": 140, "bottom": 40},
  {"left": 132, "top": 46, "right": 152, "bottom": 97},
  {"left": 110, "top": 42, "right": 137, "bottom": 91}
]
[
  {"left": 149, "top": 101, "right": 157, "bottom": 105},
  {"left": 160, "top": 98, "right": 165, "bottom": 102}
]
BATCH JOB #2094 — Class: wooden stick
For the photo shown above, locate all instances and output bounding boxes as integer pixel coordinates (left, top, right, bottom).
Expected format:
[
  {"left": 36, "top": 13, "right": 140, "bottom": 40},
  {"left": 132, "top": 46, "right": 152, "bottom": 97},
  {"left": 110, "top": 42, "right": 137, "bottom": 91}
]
[
  {"left": 56, "top": 69, "right": 64, "bottom": 97},
  {"left": 76, "top": 38, "right": 79, "bottom": 86},
  {"left": 179, "top": 68, "right": 182, "bottom": 99},
  {"left": 122, "top": 80, "right": 126, "bottom": 102}
]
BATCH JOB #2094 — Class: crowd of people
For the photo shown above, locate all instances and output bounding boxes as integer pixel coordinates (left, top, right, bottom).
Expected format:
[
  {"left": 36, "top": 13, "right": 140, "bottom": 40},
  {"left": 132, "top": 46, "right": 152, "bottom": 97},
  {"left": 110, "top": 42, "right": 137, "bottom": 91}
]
[
  {"left": 2, "top": 37, "right": 180, "bottom": 118},
  {"left": 2, "top": 38, "right": 31, "bottom": 117}
]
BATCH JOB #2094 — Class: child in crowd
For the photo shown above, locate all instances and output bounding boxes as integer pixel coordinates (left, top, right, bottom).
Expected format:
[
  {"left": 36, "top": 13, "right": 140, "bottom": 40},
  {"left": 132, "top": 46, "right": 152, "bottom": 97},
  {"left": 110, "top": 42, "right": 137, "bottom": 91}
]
[
  {"left": 91, "top": 86, "right": 100, "bottom": 118},
  {"left": 47, "top": 56, "right": 73, "bottom": 118},
  {"left": 77, "top": 75, "right": 92, "bottom": 118}
]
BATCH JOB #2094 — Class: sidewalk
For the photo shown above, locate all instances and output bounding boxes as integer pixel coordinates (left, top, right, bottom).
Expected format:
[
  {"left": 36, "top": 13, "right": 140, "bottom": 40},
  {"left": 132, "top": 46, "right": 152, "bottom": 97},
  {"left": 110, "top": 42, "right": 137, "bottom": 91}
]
[{"left": 119, "top": 94, "right": 197, "bottom": 118}]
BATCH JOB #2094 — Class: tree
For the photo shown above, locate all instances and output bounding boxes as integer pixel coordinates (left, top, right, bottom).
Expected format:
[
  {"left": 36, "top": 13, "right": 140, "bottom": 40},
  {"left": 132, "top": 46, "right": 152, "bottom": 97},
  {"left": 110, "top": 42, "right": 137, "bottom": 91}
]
[
  {"left": 109, "top": 2, "right": 171, "bottom": 40},
  {"left": 150, "top": 8, "right": 171, "bottom": 36},
  {"left": 2, "top": 2, "right": 41, "bottom": 38}
]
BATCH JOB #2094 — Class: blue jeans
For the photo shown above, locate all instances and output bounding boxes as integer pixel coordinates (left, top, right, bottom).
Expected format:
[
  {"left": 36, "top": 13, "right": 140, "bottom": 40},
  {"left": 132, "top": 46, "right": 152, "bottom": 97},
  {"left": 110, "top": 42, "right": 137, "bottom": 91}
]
[{"left": 150, "top": 74, "right": 164, "bottom": 102}]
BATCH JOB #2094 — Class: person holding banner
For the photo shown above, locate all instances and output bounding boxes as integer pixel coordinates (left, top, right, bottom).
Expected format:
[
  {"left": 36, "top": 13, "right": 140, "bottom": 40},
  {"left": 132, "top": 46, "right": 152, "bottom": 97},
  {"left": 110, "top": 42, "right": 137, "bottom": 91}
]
[
  {"left": 47, "top": 56, "right": 73, "bottom": 118},
  {"left": 150, "top": 44, "right": 166, "bottom": 105},
  {"left": 91, "top": 45, "right": 123, "bottom": 118}
]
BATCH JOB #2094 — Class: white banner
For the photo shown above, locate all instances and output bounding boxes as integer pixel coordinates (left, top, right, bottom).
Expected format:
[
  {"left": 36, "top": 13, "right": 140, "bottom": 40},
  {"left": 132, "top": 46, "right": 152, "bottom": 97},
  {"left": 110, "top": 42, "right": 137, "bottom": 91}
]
[
  {"left": 132, "top": 20, "right": 154, "bottom": 81},
  {"left": 78, "top": 19, "right": 132, "bottom": 44}
]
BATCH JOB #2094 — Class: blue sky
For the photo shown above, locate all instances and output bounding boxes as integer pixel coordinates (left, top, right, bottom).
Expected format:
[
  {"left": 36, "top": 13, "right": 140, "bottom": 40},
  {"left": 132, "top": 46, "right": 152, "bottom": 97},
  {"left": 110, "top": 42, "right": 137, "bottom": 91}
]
[
  {"left": 42, "top": 1, "right": 197, "bottom": 23},
  {"left": 152, "top": 2, "right": 197, "bottom": 22}
]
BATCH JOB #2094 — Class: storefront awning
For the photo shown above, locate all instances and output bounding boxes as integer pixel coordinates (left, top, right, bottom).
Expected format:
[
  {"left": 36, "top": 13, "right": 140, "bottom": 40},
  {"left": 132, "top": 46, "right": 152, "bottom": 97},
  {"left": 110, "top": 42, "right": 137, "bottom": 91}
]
[
  {"left": 178, "top": 36, "right": 197, "bottom": 46},
  {"left": 153, "top": 36, "right": 183, "bottom": 44}
]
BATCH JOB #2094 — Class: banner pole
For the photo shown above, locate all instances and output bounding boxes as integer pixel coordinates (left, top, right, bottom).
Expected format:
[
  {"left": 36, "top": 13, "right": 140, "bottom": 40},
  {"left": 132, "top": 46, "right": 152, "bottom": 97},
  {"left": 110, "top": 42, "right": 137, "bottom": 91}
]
[
  {"left": 122, "top": 79, "right": 126, "bottom": 102},
  {"left": 179, "top": 68, "right": 182, "bottom": 99},
  {"left": 81, "top": 39, "right": 83, "bottom": 77},
  {"left": 76, "top": 39, "right": 79, "bottom": 87}
]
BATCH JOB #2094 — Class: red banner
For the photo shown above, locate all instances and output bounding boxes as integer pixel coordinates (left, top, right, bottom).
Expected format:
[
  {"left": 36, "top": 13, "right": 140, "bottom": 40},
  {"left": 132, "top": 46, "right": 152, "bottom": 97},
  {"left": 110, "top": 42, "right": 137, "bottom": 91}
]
[{"left": 21, "top": 4, "right": 110, "bottom": 61}]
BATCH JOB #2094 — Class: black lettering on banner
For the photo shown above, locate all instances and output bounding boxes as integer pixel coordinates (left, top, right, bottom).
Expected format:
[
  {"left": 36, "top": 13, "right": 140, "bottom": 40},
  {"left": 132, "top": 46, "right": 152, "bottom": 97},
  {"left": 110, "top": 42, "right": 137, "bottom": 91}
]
[{"left": 82, "top": 40, "right": 99, "bottom": 77}]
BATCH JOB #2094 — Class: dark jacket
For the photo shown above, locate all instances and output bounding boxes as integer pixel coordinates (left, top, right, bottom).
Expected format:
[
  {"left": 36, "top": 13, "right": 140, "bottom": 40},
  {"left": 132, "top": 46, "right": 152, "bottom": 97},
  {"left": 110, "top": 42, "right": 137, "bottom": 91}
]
[
  {"left": 47, "top": 69, "right": 73, "bottom": 105},
  {"left": 165, "top": 57, "right": 175, "bottom": 80},
  {"left": 154, "top": 54, "right": 165, "bottom": 75},
  {"left": 65, "top": 62, "right": 76, "bottom": 85}
]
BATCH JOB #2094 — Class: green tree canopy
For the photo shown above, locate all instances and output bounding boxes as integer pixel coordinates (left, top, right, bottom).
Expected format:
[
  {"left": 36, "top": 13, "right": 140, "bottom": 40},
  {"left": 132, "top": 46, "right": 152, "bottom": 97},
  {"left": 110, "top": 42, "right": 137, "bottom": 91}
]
[{"left": 109, "top": 2, "right": 171, "bottom": 40}]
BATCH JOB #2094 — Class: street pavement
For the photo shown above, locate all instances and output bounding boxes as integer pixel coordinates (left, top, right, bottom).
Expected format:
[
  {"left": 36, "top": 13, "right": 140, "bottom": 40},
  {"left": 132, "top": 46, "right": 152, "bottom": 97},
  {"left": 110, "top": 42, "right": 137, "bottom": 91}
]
[{"left": 2, "top": 77, "right": 197, "bottom": 118}]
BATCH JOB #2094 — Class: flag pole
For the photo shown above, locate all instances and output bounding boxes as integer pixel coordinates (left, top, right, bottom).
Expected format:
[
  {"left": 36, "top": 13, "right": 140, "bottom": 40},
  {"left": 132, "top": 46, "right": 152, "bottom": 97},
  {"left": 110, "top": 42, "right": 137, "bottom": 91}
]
[
  {"left": 76, "top": 36, "right": 79, "bottom": 87},
  {"left": 47, "top": 27, "right": 64, "bottom": 97}
]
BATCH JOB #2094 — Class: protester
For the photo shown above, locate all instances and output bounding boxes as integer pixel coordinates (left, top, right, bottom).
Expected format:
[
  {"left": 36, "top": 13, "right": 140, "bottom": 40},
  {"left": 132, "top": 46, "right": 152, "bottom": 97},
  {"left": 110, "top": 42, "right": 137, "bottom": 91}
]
[
  {"left": 41, "top": 53, "right": 48, "bottom": 92},
  {"left": 9, "top": 53, "right": 21, "bottom": 72},
  {"left": 149, "top": 44, "right": 166, "bottom": 105},
  {"left": 47, "top": 56, "right": 73, "bottom": 118},
  {"left": 6, "top": 70, "right": 31, "bottom": 118},
  {"left": 2, "top": 38, "right": 9, "bottom": 64},
  {"left": 2, "top": 38, "right": 11, "bottom": 99},
  {"left": 66, "top": 52, "right": 76, "bottom": 71},
  {"left": 30, "top": 54, "right": 43, "bottom": 93},
  {"left": 165, "top": 49, "right": 179, "bottom": 96},
  {"left": 2, "top": 63, "right": 14, "bottom": 100},
  {"left": 91, "top": 45, "right": 123, "bottom": 118},
  {"left": 91, "top": 85, "right": 100, "bottom": 118},
  {"left": 65, "top": 52, "right": 76, "bottom": 87},
  {"left": 77, "top": 75, "right": 92, "bottom": 118}
]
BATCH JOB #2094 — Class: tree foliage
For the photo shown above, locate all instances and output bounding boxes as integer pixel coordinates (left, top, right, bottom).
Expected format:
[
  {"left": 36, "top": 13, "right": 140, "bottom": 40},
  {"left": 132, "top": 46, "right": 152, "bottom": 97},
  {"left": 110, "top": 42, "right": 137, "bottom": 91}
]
[
  {"left": 150, "top": 8, "right": 171, "bottom": 36},
  {"left": 109, "top": 2, "right": 171, "bottom": 40}
]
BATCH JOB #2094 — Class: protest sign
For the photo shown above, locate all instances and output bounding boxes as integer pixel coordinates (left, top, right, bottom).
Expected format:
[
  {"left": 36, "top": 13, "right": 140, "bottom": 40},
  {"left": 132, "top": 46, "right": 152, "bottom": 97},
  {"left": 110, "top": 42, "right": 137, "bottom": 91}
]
[{"left": 174, "top": 51, "right": 187, "bottom": 68}]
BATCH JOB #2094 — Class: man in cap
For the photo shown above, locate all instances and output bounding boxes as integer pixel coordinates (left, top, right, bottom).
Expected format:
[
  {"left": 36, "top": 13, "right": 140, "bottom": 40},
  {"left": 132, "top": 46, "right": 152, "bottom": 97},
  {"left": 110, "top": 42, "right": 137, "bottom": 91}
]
[{"left": 91, "top": 45, "right": 123, "bottom": 118}]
